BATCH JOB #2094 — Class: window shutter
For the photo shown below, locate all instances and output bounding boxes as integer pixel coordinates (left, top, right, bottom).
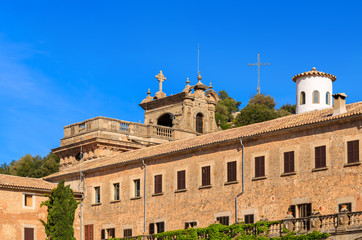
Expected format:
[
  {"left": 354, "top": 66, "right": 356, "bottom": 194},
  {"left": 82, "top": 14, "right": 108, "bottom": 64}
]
[
  {"left": 290, "top": 152, "right": 294, "bottom": 172},
  {"left": 85, "top": 225, "right": 94, "bottom": 240},
  {"left": 149, "top": 223, "right": 155, "bottom": 234},
  {"left": 177, "top": 170, "right": 185, "bottom": 190},
  {"left": 24, "top": 228, "right": 34, "bottom": 240},
  {"left": 202, "top": 166, "right": 210, "bottom": 186},
  {"left": 227, "top": 161, "right": 236, "bottom": 182},
  {"left": 348, "top": 141, "right": 354, "bottom": 163},
  {"left": 155, "top": 175, "right": 162, "bottom": 194},
  {"left": 354, "top": 140, "right": 359, "bottom": 163},
  {"left": 255, "top": 156, "right": 265, "bottom": 177},
  {"left": 315, "top": 146, "right": 321, "bottom": 168},
  {"left": 101, "top": 229, "right": 105, "bottom": 240},
  {"left": 321, "top": 146, "right": 326, "bottom": 167}
]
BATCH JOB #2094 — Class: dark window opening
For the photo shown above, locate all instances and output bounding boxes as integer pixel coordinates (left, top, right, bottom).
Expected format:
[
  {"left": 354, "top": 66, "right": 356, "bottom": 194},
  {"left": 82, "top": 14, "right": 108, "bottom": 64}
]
[
  {"left": 289, "top": 203, "right": 312, "bottom": 218},
  {"left": 339, "top": 203, "right": 352, "bottom": 212},
  {"left": 244, "top": 214, "right": 254, "bottom": 224},
  {"left": 157, "top": 113, "right": 173, "bottom": 127},
  {"left": 101, "top": 228, "right": 115, "bottom": 240},
  {"left": 154, "top": 175, "right": 162, "bottom": 194},
  {"left": 185, "top": 221, "right": 197, "bottom": 229},
  {"left": 227, "top": 161, "right": 237, "bottom": 182},
  {"left": 123, "top": 229, "right": 132, "bottom": 237},
  {"left": 284, "top": 151, "right": 295, "bottom": 173},
  {"left": 315, "top": 146, "right": 326, "bottom": 168},
  {"left": 347, "top": 140, "right": 359, "bottom": 163},
  {"left": 217, "top": 216, "right": 229, "bottom": 226},
  {"left": 196, "top": 113, "right": 203, "bottom": 133},
  {"left": 255, "top": 156, "right": 265, "bottom": 178},
  {"left": 300, "top": 92, "right": 306, "bottom": 105},
  {"left": 134, "top": 179, "right": 140, "bottom": 197},
  {"left": 149, "top": 222, "right": 165, "bottom": 234},
  {"left": 201, "top": 166, "right": 211, "bottom": 186},
  {"left": 75, "top": 152, "right": 83, "bottom": 161},
  {"left": 177, "top": 170, "right": 186, "bottom": 190}
]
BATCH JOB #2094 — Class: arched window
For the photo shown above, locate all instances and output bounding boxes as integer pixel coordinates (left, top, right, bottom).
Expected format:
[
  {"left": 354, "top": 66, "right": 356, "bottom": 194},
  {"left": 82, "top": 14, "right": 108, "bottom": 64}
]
[
  {"left": 300, "top": 92, "right": 306, "bottom": 105},
  {"left": 196, "top": 113, "right": 203, "bottom": 133},
  {"left": 326, "top": 92, "right": 330, "bottom": 105},
  {"left": 313, "top": 90, "right": 320, "bottom": 104},
  {"left": 157, "top": 113, "right": 173, "bottom": 127}
]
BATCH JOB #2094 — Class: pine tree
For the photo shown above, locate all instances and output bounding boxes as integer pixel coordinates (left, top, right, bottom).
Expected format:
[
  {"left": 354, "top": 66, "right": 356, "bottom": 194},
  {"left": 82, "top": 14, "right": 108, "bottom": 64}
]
[{"left": 41, "top": 180, "right": 79, "bottom": 240}]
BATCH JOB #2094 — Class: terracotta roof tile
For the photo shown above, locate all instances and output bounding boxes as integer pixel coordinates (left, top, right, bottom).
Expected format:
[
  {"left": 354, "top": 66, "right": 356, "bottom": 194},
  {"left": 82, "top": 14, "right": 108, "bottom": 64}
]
[
  {"left": 292, "top": 67, "right": 336, "bottom": 82},
  {"left": 0, "top": 174, "right": 57, "bottom": 191},
  {"left": 45, "top": 102, "right": 362, "bottom": 180}
]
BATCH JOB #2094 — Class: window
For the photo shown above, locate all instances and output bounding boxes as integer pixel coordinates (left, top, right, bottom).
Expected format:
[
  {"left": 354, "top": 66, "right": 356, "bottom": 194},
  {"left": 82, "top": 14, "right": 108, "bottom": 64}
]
[
  {"left": 101, "top": 228, "right": 115, "bottom": 240},
  {"left": 154, "top": 175, "right": 162, "bottom": 194},
  {"left": 347, "top": 140, "right": 359, "bottom": 163},
  {"left": 85, "top": 225, "right": 94, "bottom": 240},
  {"left": 300, "top": 92, "right": 306, "bottom": 105},
  {"left": 284, "top": 151, "right": 295, "bottom": 173},
  {"left": 24, "top": 228, "right": 34, "bottom": 240},
  {"left": 255, "top": 156, "right": 265, "bottom": 178},
  {"left": 326, "top": 92, "right": 331, "bottom": 105},
  {"left": 149, "top": 222, "right": 165, "bottom": 234},
  {"left": 123, "top": 229, "right": 132, "bottom": 237},
  {"left": 227, "top": 161, "right": 237, "bottom": 182},
  {"left": 315, "top": 146, "right": 326, "bottom": 168},
  {"left": 134, "top": 179, "right": 141, "bottom": 197},
  {"left": 217, "top": 216, "right": 229, "bottom": 226},
  {"left": 244, "top": 214, "right": 254, "bottom": 224},
  {"left": 201, "top": 166, "right": 211, "bottom": 186},
  {"left": 289, "top": 203, "right": 312, "bottom": 218},
  {"left": 196, "top": 113, "right": 203, "bottom": 133},
  {"left": 313, "top": 90, "right": 320, "bottom": 104},
  {"left": 24, "top": 194, "right": 33, "bottom": 207},
  {"left": 185, "top": 221, "right": 197, "bottom": 229},
  {"left": 339, "top": 203, "right": 352, "bottom": 212},
  {"left": 113, "top": 183, "right": 120, "bottom": 201},
  {"left": 94, "top": 187, "right": 100, "bottom": 203},
  {"left": 177, "top": 170, "right": 186, "bottom": 190}
]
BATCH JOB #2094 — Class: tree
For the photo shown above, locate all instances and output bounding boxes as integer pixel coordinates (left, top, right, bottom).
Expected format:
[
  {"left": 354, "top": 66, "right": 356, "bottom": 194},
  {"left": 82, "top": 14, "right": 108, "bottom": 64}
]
[
  {"left": 41, "top": 180, "right": 79, "bottom": 240},
  {"left": 215, "top": 90, "right": 241, "bottom": 130},
  {"left": 0, "top": 152, "right": 59, "bottom": 178},
  {"left": 234, "top": 93, "right": 294, "bottom": 127}
]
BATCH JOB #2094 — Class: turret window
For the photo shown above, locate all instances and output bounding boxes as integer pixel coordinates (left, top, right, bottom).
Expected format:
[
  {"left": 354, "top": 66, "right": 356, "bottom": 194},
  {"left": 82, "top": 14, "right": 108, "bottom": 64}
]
[
  {"left": 196, "top": 113, "right": 203, "bottom": 133},
  {"left": 326, "top": 92, "right": 331, "bottom": 105},
  {"left": 300, "top": 92, "right": 306, "bottom": 105},
  {"left": 313, "top": 91, "right": 320, "bottom": 104}
]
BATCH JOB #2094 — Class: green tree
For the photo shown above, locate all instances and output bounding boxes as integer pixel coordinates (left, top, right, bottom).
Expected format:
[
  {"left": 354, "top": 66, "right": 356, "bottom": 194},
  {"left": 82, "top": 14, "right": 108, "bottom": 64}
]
[
  {"left": 41, "top": 180, "right": 79, "bottom": 240},
  {"left": 234, "top": 94, "right": 294, "bottom": 127},
  {"left": 215, "top": 90, "right": 241, "bottom": 130},
  {"left": 1, "top": 152, "right": 60, "bottom": 178}
]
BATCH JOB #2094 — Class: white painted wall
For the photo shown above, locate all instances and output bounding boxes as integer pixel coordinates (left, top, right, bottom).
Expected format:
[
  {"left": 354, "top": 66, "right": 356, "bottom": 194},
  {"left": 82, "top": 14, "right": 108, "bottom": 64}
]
[{"left": 296, "top": 76, "right": 333, "bottom": 114}]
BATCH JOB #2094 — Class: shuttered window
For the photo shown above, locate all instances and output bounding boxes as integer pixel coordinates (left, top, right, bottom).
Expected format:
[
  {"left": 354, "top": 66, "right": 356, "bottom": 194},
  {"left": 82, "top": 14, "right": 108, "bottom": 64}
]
[
  {"left": 217, "top": 216, "right": 229, "bottom": 226},
  {"left": 150, "top": 222, "right": 165, "bottom": 234},
  {"left": 85, "top": 225, "right": 94, "bottom": 240},
  {"left": 24, "top": 228, "right": 34, "bottom": 240},
  {"left": 284, "top": 151, "right": 295, "bottom": 173},
  {"left": 124, "top": 229, "right": 132, "bottom": 237},
  {"left": 244, "top": 214, "right": 254, "bottom": 224},
  {"left": 254, "top": 156, "right": 265, "bottom": 178},
  {"left": 25, "top": 194, "right": 33, "bottom": 207},
  {"left": 154, "top": 175, "right": 162, "bottom": 194},
  {"left": 315, "top": 146, "right": 326, "bottom": 168},
  {"left": 177, "top": 170, "right": 186, "bottom": 190},
  {"left": 201, "top": 166, "right": 211, "bottom": 186},
  {"left": 298, "top": 203, "right": 312, "bottom": 218},
  {"left": 227, "top": 161, "right": 237, "bottom": 182},
  {"left": 347, "top": 140, "right": 359, "bottom": 163}
]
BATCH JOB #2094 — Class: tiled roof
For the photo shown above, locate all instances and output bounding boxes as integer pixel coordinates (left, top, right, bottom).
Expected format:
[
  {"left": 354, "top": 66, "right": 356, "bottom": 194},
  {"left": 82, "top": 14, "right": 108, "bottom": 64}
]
[
  {"left": 45, "top": 102, "right": 362, "bottom": 180},
  {"left": 292, "top": 67, "right": 337, "bottom": 82},
  {"left": 0, "top": 174, "right": 57, "bottom": 191}
]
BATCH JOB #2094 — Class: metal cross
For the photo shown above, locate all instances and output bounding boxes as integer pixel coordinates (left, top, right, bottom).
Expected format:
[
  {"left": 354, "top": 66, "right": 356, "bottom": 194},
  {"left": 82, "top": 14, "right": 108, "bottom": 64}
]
[
  {"left": 155, "top": 70, "right": 166, "bottom": 92},
  {"left": 248, "top": 53, "right": 270, "bottom": 94}
]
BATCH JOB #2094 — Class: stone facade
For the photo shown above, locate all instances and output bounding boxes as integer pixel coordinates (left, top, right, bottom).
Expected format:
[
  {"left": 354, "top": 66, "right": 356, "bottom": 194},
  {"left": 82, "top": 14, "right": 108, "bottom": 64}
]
[{"left": 46, "top": 106, "right": 362, "bottom": 239}]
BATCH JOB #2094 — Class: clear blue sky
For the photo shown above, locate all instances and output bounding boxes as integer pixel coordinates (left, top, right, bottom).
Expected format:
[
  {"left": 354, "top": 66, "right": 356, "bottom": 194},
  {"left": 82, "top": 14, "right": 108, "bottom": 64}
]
[{"left": 1, "top": 1, "right": 361, "bottom": 164}]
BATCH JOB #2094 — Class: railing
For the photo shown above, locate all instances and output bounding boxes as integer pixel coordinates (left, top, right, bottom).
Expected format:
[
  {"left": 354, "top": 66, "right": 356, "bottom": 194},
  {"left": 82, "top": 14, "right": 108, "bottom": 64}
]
[
  {"left": 63, "top": 117, "right": 179, "bottom": 141},
  {"left": 119, "top": 211, "right": 362, "bottom": 240}
]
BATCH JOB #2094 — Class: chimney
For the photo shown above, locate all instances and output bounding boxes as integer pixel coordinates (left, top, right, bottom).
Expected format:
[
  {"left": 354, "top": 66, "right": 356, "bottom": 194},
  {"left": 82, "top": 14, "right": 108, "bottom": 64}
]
[{"left": 332, "top": 93, "right": 347, "bottom": 116}]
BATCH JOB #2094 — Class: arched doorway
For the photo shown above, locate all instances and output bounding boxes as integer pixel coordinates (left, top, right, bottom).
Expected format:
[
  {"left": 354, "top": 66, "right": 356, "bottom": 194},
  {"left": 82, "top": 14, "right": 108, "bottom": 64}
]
[
  {"left": 157, "top": 113, "right": 173, "bottom": 127},
  {"left": 196, "top": 113, "right": 203, "bottom": 133}
]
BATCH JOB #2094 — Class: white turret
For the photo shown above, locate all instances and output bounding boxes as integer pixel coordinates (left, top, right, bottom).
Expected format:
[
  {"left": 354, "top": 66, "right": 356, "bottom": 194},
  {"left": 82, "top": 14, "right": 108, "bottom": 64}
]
[{"left": 292, "top": 67, "right": 336, "bottom": 114}]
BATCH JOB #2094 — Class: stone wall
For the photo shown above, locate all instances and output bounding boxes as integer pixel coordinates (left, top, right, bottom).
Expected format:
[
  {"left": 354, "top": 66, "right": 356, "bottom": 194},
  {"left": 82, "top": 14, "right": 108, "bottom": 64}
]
[{"left": 70, "top": 118, "right": 362, "bottom": 239}]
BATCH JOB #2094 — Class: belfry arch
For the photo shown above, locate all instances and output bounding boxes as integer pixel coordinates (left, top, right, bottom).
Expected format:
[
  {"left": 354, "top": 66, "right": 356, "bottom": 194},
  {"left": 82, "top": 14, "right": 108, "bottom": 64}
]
[{"left": 157, "top": 113, "right": 173, "bottom": 127}]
